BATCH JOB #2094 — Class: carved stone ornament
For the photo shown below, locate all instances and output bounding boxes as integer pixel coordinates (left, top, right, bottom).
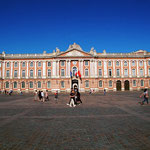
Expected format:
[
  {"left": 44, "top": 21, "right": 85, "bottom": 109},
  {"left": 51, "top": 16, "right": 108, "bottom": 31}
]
[{"left": 66, "top": 50, "right": 84, "bottom": 56}]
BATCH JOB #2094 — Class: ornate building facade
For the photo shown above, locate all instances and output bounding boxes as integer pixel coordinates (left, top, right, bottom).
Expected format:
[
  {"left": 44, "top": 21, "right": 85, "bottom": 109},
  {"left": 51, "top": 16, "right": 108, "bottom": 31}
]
[{"left": 0, "top": 43, "right": 150, "bottom": 92}]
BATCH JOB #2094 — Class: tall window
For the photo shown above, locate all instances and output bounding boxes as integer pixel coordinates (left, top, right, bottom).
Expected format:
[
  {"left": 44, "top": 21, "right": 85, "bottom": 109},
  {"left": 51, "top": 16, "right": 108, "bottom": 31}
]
[
  {"left": 124, "top": 69, "right": 128, "bottom": 76},
  {"left": 30, "top": 70, "right": 33, "bottom": 78},
  {"left": 14, "top": 70, "right": 18, "bottom": 77},
  {"left": 22, "top": 62, "right": 25, "bottom": 67},
  {"left": 98, "top": 61, "right": 102, "bottom": 66},
  {"left": 139, "top": 61, "right": 143, "bottom": 66},
  {"left": 148, "top": 68, "right": 150, "bottom": 76},
  {"left": 48, "top": 69, "right": 51, "bottom": 77},
  {"left": 61, "top": 69, "right": 65, "bottom": 76},
  {"left": 98, "top": 69, "right": 102, "bottom": 77},
  {"left": 116, "top": 69, "right": 120, "bottom": 77},
  {"left": 5, "top": 82, "right": 9, "bottom": 88},
  {"left": 61, "top": 61, "right": 65, "bottom": 66},
  {"left": 14, "top": 82, "right": 17, "bottom": 88},
  {"left": 108, "top": 61, "right": 111, "bottom": 66},
  {"left": 38, "top": 70, "right": 41, "bottom": 77},
  {"left": 108, "top": 69, "right": 112, "bottom": 77},
  {"left": 85, "top": 80, "right": 89, "bottom": 88},
  {"left": 14, "top": 62, "right": 18, "bottom": 67},
  {"left": 29, "top": 81, "right": 33, "bottom": 88},
  {"left": 6, "top": 62, "right": 10, "bottom": 68},
  {"left": 38, "top": 62, "right": 41, "bottom": 67},
  {"left": 0, "top": 62, "right": 1, "bottom": 67},
  {"left": 132, "top": 69, "right": 136, "bottom": 76},
  {"left": 37, "top": 81, "right": 41, "bottom": 88},
  {"left": 47, "top": 81, "right": 51, "bottom": 88},
  {"left": 133, "top": 80, "right": 136, "bottom": 87},
  {"left": 22, "top": 70, "right": 25, "bottom": 78},
  {"left": 109, "top": 80, "right": 112, "bottom": 87},
  {"left": 85, "top": 69, "right": 89, "bottom": 76},
  {"left": 132, "top": 61, "right": 135, "bottom": 66},
  {"left": 148, "top": 60, "right": 150, "bottom": 66},
  {"left": 21, "top": 82, "right": 25, "bottom": 88},
  {"left": 61, "top": 81, "right": 65, "bottom": 88},
  {"left": 47, "top": 62, "right": 51, "bottom": 67},
  {"left": 124, "top": 61, "right": 127, "bottom": 66},
  {"left": 85, "top": 60, "right": 88, "bottom": 66},
  {"left": 72, "top": 67, "right": 77, "bottom": 76},
  {"left": 99, "top": 80, "right": 102, "bottom": 87},
  {"left": 141, "top": 80, "right": 144, "bottom": 87},
  {"left": 6, "top": 70, "right": 10, "bottom": 77},
  {"left": 116, "top": 61, "right": 119, "bottom": 66},
  {"left": 140, "top": 69, "right": 143, "bottom": 77},
  {"left": 30, "top": 62, "right": 33, "bottom": 67}
]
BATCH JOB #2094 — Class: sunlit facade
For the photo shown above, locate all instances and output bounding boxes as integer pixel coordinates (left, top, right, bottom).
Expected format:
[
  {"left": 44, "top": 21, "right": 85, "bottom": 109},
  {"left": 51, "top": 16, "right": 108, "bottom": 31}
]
[{"left": 0, "top": 43, "right": 150, "bottom": 92}]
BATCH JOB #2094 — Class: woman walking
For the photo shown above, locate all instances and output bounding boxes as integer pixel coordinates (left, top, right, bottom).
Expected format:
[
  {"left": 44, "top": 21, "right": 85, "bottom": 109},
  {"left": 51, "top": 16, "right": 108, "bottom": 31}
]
[{"left": 140, "top": 89, "right": 149, "bottom": 105}]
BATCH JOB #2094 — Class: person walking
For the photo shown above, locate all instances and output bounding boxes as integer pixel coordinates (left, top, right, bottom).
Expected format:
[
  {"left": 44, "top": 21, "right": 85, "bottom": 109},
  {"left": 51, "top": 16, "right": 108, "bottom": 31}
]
[
  {"left": 45, "top": 90, "right": 49, "bottom": 101},
  {"left": 38, "top": 91, "right": 42, "bottom": 101},
  {"left": 140, "top": 89, "right": 149, "bottom": 105},
  {"left": 54, "top": 90, "right": 58, "bottom": 103},
  {"left": 41, "top": 91, "right": 45, "bottom": 102},
  {"left": 104, "top": 89, "right": 106, "bottom": 96},
  {"left": 69, "top": 89, "right": 76, "bottom": 107}
]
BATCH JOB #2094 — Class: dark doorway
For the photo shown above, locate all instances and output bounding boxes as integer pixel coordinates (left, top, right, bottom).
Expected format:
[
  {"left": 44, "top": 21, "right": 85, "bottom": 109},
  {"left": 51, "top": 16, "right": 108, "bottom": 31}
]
[
  {"left": 71, "top": 79, "right": 78, "bottom": 89},
  {"left": 124, "top": 80, "right": 130, "bottom": 91},
  {"left": 116, "top": 80, "right": 121, "bottom": 91}
]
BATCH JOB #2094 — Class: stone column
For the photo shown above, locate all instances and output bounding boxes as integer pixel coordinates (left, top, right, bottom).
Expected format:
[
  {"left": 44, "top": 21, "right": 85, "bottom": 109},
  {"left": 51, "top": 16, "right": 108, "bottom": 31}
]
[
  {"left": 104, "top": 60, "right": 107, "bottom": 78},
  {"left": 113, "top": 60, "right": 116, "bottom": 77},
  {"left": 95, "top": 60, "right": 98, "bottom": 77},
  {"left": 129, "top": 60, "right": 131, "bottom": 77},
  {"left": 81, "top": 60, "right": 84, "bottom": 77},
  {"left": 57, "top": 60, "right": 60, "bottom": 77},
  {"left": 66, "top": 60, "right": 68, "bottom": 77},
  {"left": 10, "top": 61, "right": 13, "bottom": 79},
  {"left": 18, "top": 61, "right": 21, "bottom": 79},
  {"left": 90, "top": 59, "right": 93, "bottom": 77},
  {"left": 43, "top": 61, "right": 46, "bottom": 78},
  {"left": 34, "top": 61, "right": 37, "bottom": 78},
  {"left": 52, "top": 60, "right": 56, "bottom": 78},
  {"left": 121, "top": 60, "right": 123, "bottom": 77},
  {"left": 137, "top": 60, "right": 139, "bottom": 77},
  {"left": 26, "top": 61, "right": 28, "bottom": 79},
  {"left": 68, "top": 60, "right": 71, "bottom": 77},
  {"left": 2, "top": 61, "right": 5, "bottom": 79},
  {"left": 144, "top": 60, "right": 147, "bottom": 77}
]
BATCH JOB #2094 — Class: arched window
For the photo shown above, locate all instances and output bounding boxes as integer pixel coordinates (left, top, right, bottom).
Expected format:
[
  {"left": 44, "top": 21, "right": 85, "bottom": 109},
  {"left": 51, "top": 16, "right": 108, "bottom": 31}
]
[
  {"left": 85, "top": 80, "right": 89, "bottom": 88},
  {"left": 30, "top": 70, "right": 33, "bottom": 77},
  {"left": 124, "top": 61, "right": 127, "bottom": 66},
  {"left": 21, "top": 82, "right": 25, "bottom": 88},
  {"left": 109, "top": 80, "right": 112, "bottom": 87},
  {"left": 48, "top": 69, "right": 51, "bottom": 77},
  {"left": 72, "top": 67, "right": 77, "bottom": 76},
  {"left": 22, "top": 70, "right": 25, "bottom": 78},
  {"left": 47, "top": 62, "right": 51, "bottom": 67},
  {"left": 29, "top": 81, "right": 33, "bottom": 88},
  {"left": 30, "top": 61, "right": 33, "bottom": 67},
  {"left": 116, "top": 61, "right": 119, "bottom": 66},
  {"left": 5, "top": 82, "right": 9, "bottom": 88},
  {"left": 38, "top": 70, "right": 41, "bottom": 77},
  {"left": 141, "top": 80, "right": 144, "bottom": 87},
  {"left": 61, "top": 81, "right": 65, "bottom": 88},
  {"left": 99, "top": 80, "right": 102, "bottom": 87},
  {"left": 47, "top": 81, "right": 51, "bottom": 88},
  {"left": 85, "top": 69, "right": 89, "bottom": 76},
  {"left": 108, "top": 61, "right": 112, "bottom": 66},
  {"left": 37, "top": 81, "right": 41, "bottom": 88},
  {"left": 14, "top": 82, "right": 17, "bottom": 88}
]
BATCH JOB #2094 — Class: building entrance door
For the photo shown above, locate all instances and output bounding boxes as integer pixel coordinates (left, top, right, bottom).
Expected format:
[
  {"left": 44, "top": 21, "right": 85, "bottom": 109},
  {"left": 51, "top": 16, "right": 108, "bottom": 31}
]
[
  {"left": 72, "top": 79, "right": 78, "bottom": 89},
  {"left": 116, "top": 80, "right": 121, "bottom": 91},
  {"left": 124, "top": 80, "right": 130, "bottom": 90}
]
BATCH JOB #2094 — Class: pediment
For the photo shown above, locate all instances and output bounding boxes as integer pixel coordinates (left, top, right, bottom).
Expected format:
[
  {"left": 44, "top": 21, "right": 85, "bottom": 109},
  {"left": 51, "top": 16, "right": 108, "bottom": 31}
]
[{"left": 58, "top": 49, "right": 92, "bottom": 57}]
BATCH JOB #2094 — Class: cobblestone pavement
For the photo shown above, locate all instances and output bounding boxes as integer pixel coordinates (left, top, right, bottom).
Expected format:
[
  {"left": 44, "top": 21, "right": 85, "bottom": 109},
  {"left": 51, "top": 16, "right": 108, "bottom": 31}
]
[{"left": 0, "top": 91, "right": 150, "bottom": 150}]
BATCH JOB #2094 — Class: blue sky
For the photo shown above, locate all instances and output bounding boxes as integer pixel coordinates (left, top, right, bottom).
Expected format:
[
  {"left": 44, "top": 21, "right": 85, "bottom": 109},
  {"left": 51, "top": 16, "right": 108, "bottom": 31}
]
[{"left": 0, "top": 0, "right": 150, "bottom": 54}]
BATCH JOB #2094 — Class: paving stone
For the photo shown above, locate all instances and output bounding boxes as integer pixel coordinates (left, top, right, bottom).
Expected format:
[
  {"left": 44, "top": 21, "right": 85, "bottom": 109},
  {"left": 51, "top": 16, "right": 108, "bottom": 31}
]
[{"left": 0, "top": 91, "right": 150, "bottom": 150}]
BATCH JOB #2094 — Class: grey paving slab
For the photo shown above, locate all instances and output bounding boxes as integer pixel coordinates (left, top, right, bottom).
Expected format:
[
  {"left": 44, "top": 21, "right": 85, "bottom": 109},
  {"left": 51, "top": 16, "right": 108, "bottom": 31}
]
[{"left": 0, "top": 91, "right": 150, "bottom": 150}]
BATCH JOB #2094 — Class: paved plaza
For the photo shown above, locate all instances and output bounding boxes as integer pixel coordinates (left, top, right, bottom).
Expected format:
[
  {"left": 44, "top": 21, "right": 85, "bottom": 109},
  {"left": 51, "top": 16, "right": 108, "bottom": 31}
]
[{"left": 0, "top": 91, "right": 150, "bottom": 150}]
